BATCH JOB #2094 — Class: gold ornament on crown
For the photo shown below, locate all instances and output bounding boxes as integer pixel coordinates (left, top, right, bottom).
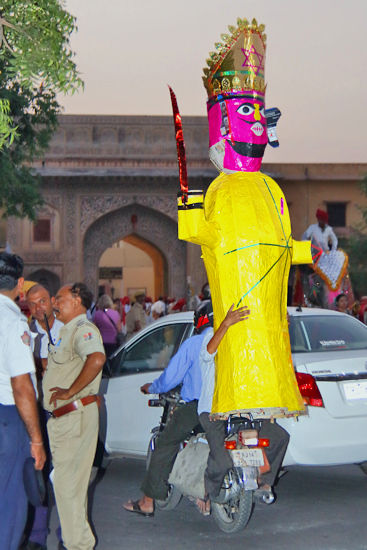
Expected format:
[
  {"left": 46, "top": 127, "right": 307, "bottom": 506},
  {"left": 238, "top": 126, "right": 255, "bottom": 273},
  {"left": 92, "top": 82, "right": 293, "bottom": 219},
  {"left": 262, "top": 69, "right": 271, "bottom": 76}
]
[{"left": 202, "top": 18, "right": 267, "bottom": 99}]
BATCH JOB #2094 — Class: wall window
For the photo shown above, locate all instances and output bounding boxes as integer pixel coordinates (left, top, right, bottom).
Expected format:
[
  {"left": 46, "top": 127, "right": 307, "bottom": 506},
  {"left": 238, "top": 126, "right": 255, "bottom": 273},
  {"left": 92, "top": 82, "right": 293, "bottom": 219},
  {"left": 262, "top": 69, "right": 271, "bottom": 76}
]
[
  {"left": 33, "top": 218, "right": 51, "bottom": 242},
  {"left": 326, "top": 203, "right": 346, "bottom": 227}
]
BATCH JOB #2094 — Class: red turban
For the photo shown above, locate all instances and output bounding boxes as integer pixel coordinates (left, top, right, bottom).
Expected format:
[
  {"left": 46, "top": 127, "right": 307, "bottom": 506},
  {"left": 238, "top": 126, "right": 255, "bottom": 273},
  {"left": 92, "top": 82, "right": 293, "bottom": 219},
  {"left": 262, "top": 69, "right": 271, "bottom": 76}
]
[{"left": 316, "top": 209, "right": 328, "bottom": 223}]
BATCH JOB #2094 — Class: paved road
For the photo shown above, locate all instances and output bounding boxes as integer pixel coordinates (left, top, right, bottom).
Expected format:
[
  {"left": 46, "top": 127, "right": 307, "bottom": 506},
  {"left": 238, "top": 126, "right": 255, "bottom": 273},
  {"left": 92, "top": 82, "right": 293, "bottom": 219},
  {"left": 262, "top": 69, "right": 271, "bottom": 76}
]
[{"left": 48, "top": 458, "right": 367, "bottom": 550}]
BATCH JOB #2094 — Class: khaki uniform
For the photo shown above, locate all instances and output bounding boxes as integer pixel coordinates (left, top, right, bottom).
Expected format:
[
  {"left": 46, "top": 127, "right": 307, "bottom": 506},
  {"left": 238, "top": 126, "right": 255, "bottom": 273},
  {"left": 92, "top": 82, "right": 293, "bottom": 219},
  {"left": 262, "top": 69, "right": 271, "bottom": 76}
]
[
  {"left": 126, "top": 302, "right": 147, "bottom": 339},
  {"left": 43, "top": 314, "right": 104, "bottom": 550}
]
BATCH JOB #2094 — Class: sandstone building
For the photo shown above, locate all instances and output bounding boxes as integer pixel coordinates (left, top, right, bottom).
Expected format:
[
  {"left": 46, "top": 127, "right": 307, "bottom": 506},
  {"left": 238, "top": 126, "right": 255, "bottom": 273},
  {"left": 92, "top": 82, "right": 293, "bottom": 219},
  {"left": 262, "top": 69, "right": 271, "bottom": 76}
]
[{"left": 3, "top": 115, "right": 367, "bottom": 299}]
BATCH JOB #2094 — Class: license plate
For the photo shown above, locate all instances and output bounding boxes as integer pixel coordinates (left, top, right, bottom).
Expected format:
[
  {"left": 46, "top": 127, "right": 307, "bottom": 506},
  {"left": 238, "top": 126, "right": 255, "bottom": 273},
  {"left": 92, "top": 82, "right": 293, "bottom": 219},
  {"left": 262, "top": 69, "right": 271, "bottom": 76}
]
[
  {"left": 343, "top": 380, "right": 367, "bottom": 400},
  {"left": 230, "top": 448, "right": 264, "bottom": 467}
]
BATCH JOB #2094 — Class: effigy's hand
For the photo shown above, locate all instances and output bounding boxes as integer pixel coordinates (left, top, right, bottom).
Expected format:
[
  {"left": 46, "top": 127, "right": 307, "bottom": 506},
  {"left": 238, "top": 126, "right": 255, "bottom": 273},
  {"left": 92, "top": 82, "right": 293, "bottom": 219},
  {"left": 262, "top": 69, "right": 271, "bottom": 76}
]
[{"left": 223, "top": 304, "right": 250, "bottom": 328}]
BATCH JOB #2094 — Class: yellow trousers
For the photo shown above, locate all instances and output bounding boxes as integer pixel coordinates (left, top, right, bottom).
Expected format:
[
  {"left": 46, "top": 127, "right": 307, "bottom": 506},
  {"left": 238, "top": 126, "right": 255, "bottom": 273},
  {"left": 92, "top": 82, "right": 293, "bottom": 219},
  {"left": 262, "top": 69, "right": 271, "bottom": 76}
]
[{"left": 47, "top": 403, "right": 98, "bottom": 550}]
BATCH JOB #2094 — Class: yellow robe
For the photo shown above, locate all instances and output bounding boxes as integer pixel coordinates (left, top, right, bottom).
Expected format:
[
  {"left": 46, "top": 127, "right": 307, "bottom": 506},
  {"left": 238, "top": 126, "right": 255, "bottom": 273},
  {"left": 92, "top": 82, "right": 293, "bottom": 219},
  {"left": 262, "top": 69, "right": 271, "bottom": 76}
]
[{"left": 178, "top": 171, "right": 311, "bottom": 417}]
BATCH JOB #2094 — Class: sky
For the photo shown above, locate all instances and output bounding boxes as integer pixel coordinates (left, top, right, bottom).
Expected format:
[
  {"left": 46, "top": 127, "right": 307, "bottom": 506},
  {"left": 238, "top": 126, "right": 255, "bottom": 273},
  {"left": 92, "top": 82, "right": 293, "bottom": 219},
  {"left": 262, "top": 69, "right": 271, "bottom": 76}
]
[{"left": 60, "top": 0, "right": 367, "bottom": 163}]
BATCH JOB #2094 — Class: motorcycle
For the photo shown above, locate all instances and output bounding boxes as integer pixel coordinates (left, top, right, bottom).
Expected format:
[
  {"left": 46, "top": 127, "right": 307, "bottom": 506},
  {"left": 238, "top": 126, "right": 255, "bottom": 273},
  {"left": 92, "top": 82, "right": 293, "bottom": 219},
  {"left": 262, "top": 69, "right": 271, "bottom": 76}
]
[{"left": 147, "top": 392, "right": 274, "bottom": 533}]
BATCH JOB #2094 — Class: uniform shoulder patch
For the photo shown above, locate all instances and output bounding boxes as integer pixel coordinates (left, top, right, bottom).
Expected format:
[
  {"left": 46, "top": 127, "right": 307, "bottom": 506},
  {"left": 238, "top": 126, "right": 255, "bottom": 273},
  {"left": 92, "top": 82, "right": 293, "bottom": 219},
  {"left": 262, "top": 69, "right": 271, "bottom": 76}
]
[
  {"left": 83, "top": 332, "right": 94, "bottom": 341},
  {"left": 21, "top": 331, "right": 31, "bottom": 346}
]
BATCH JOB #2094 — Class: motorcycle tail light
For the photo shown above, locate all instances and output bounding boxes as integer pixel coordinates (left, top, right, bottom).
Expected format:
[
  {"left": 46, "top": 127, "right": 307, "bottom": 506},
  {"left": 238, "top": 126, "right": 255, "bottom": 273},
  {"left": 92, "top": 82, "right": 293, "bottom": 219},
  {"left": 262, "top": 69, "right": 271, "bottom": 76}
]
[
  {"left": 257, "top": 438, "right": 270, "bottom": 448},
  {"left": 296, "top": 372, "right": 324, "bottom": 407},
  {"left": 225, "top": 440, "right": 237, "bottom": 450}
]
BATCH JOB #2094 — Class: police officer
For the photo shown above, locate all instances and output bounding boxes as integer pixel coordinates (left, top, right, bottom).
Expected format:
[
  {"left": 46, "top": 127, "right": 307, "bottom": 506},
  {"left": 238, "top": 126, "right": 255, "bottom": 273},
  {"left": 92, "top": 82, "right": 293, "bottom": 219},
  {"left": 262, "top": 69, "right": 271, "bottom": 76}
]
[
  {"left": 22, "top": 284, "right": 64, "bottom": 550},
  {"left": 0, "top": 253, "right": 46, "bottom": 550},
  {"left": 42, "top": 282, "right": 105, "bottom": 550}
]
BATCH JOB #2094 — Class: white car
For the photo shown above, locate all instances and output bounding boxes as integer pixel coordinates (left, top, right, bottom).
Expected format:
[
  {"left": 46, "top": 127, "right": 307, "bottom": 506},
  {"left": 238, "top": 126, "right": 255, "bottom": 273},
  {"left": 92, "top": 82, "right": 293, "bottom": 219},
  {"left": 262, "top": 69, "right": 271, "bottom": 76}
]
[{"left": 99, "top": 307, "right": 367, "bottom": 467}]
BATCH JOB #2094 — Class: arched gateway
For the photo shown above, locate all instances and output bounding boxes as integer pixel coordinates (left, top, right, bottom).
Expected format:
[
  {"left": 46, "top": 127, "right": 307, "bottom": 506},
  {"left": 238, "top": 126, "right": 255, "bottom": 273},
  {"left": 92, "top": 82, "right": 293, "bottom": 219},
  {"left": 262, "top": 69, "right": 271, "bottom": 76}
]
[{"left": 83, "top": 204, "right": 186, "bottom": 298}]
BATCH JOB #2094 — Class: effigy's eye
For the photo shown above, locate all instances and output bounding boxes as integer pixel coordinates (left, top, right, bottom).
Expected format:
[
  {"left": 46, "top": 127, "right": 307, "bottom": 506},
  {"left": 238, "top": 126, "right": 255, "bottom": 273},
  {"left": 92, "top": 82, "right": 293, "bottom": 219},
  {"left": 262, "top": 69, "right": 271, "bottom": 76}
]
[{"left": 236, "top": 103, "right": 254, "bottom": 116}]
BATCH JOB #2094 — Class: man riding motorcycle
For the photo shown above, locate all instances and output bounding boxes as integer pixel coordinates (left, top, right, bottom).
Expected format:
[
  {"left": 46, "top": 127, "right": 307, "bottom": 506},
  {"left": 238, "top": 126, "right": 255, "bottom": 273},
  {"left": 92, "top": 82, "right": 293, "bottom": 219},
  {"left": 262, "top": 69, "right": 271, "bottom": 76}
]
[
  {"left": 123, "top": 304, "right": 212, "bottom": 517},
  {"left": 196, "top": 302, "right": 250, "bottom": 514},
  {"left": 196, "top": 303, "right": 290, "bottom": 514},
  {"left": 124, "top": 300, "right": 289, "bottom": 517}
]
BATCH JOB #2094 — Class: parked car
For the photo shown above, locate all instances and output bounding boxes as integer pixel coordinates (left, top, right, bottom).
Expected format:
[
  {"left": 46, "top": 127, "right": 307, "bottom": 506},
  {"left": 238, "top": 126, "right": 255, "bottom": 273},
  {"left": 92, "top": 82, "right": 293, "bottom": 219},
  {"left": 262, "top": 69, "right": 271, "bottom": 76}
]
[{"left": 99, "top": 307, "right": 367, "bottom": 467}]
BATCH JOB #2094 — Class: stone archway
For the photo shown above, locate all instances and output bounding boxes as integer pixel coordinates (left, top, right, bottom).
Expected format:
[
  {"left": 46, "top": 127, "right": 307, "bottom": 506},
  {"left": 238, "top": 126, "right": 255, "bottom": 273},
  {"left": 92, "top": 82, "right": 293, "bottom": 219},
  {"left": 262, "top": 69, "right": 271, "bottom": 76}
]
[{"left": 83, "top": 204, "right": 186, "bottom": 298}]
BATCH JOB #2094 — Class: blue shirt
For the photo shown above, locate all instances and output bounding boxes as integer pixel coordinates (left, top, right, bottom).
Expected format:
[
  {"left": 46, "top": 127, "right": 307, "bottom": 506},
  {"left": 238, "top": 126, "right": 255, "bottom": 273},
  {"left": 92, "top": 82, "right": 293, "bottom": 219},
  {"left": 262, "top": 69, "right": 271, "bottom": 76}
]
[{"left": 148, "top": 329, "right": 209, "bottom": 402}]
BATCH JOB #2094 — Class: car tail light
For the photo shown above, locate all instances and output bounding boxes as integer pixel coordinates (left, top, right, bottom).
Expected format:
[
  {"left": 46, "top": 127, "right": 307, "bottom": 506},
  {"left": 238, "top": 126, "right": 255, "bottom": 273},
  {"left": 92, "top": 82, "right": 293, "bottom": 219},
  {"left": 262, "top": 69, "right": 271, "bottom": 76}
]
[
  {"left": 225, "top": 440, "right": 237, "bottom": 450},
  {"left": 296, "top": 372, "right": 324, "bottom": 407}
]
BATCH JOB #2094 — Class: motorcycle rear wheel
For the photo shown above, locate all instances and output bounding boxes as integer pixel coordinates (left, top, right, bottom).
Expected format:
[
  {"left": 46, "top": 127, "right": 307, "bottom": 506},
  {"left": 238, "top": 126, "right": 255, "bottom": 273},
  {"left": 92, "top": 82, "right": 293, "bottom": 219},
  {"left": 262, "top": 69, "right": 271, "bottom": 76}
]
[{"left": 211, "top": 489, "right": 253, "bottom": 533}]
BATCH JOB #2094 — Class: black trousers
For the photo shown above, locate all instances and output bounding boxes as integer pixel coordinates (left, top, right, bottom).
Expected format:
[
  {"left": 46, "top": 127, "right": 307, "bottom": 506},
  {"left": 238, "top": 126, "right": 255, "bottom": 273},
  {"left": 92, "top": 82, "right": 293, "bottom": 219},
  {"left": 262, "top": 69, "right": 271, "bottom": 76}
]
[
  {"left": 259, "top": 420, "right": 290, "bottom": 486},
  {"left": 199, "top": 412, "right": 233, "bottom": 498},
  {"left": 199, "top": 415, "right": 289, "bottom": 494},
  {"left": 141, "top": 400, "right": 200, "bottom": 500}
]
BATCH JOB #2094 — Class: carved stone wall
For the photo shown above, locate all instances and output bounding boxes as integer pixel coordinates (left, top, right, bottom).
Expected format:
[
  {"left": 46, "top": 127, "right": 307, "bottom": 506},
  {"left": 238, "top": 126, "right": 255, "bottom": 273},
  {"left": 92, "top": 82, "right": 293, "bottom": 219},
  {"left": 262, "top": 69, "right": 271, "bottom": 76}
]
[
  {"left": 83, "top": 203, "right": 186, "bottom": 297},
  {"left": 80, "top": 193, "right": 177, "bottom": 235}
]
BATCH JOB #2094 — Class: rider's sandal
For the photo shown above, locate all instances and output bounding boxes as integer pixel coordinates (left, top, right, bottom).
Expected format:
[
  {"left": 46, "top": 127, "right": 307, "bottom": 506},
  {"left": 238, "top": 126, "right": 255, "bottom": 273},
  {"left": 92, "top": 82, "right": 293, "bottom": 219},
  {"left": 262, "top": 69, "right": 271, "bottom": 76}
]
[
  {"left": 196, "top": 495, "right": 211, "bottom": 516},
  {"left": 123, "top": 499, "right": 155, "bottom": 517}
]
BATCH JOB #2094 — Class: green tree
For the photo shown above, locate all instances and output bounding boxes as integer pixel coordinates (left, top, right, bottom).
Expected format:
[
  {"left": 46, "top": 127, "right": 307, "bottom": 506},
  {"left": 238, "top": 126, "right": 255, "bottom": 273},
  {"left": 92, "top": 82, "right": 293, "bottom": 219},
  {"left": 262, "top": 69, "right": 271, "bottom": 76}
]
[
  {"left": 0, "top": 1, "right": 83, "bottom": 218},
  {"left": 0, "top": 99, "right": 18, "bottom": 147}
]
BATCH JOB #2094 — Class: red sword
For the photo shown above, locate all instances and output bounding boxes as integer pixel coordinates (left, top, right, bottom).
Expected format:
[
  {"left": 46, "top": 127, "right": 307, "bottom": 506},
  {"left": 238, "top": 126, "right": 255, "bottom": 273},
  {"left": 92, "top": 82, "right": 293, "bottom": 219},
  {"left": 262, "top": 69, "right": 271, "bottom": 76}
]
[{"left": 168, "top": 85, "right": 188, "bottom": 204}]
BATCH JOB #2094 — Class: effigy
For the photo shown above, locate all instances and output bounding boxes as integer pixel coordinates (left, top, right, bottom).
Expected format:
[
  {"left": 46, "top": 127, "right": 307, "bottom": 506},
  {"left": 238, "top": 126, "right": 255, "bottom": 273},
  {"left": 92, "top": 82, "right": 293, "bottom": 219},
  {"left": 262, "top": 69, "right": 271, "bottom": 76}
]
[{"left": 173, "top": 18, "right": 312, "bottom": 418}]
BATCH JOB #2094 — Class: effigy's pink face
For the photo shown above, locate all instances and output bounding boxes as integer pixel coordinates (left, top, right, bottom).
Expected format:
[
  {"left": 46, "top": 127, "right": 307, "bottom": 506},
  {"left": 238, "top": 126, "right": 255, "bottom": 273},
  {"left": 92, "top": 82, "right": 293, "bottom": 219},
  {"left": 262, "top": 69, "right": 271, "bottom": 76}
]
[{"left": 207, "top": 96, "right": 267, "bottom": 172}]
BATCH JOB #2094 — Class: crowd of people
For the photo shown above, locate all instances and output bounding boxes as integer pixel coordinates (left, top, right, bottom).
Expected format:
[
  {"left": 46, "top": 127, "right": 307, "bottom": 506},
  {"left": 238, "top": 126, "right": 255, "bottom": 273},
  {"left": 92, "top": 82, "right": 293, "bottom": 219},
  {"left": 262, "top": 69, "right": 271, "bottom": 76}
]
[
  {"left": 91, "top": 290, "right": 206, "bottom": 355},
  {"left": 0, "top": 251, "right": 220, "bottom": 550}
]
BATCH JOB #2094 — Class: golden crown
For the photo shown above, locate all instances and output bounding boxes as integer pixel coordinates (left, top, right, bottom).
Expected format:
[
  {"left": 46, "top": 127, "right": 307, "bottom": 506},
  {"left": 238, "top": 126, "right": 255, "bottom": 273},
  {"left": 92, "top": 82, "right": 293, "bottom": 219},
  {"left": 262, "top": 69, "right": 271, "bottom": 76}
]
[{"left": 202, "top": 18, "right": 267, "bottom": 99}]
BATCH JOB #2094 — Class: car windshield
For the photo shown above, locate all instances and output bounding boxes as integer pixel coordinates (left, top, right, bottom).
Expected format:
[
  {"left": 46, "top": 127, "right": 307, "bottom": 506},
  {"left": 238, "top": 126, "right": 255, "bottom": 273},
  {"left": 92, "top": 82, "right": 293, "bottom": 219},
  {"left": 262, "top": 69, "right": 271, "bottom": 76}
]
[{"left": 289, "top": 314, "right": 367, "bottom": 352}]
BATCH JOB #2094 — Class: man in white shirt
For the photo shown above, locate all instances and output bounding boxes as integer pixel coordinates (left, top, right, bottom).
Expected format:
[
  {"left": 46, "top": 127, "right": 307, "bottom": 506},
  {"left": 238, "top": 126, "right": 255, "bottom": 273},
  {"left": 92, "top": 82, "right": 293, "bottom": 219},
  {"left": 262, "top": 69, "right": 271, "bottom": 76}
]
[
  {"left": 197, "top": 303, "right": 290, "bottom": 515},
  {"left": 302, "top": 209, "right": 338, "bottom": 252},
  {"left": 196, "top": 303, "right": 250, "bottom": 515},
  {"left": 27, "top": 284, "right": 63, "bottom": 377},
  {"left": 0, "top": 253, "right": 46, "bottom": 550},
  {"left": 24, "top": 284, "right": 63, "bottom": 550}
]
